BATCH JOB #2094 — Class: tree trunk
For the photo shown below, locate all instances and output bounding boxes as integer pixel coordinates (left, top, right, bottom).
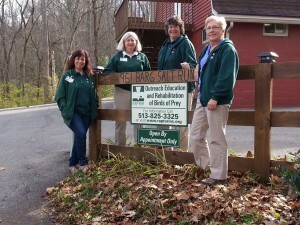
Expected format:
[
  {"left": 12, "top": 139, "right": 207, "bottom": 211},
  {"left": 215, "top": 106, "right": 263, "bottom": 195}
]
[
  {"left": 51, "top": 50, "right": 56, "bottom": 100},
  {"left": 41, "top": 0, "right": 50, "bottom": 101}
]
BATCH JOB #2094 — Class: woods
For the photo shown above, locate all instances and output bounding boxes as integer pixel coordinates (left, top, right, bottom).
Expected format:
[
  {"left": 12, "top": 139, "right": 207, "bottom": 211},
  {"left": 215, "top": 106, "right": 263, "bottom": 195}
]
[{"left": 0, "top": 0, "right": 119, "bottom": 107}]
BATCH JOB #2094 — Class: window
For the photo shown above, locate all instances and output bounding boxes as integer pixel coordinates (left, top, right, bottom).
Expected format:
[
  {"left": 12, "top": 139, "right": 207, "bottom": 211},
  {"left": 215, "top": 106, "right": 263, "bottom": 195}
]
[
  {"left": 202, "top": 28, "right": 207, "bottom": 43},
  {"left": 174, "top": 3, "right": 181, "bottom": 17},
  {"left": 263, "top": 24, "right": 288, "bottom": 36}
]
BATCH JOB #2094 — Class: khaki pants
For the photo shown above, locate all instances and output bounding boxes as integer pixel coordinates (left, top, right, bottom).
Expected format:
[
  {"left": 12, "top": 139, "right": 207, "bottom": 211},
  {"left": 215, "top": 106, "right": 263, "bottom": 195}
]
[
  {"left": 114, "top": 86, "right": 139, "bottom": 146},
  {"left": 189, "top": 100, "right": 229, "bottom": 180}
]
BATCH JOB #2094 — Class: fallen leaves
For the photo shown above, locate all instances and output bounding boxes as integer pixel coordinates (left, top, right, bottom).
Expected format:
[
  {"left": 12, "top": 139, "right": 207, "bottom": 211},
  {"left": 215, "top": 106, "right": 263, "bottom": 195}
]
[
  {"left": 173, "top": 191, "right": 190, "bottom": 200},
  {"left": 45, "top": 156, "right": 300, "bottom": 224}
]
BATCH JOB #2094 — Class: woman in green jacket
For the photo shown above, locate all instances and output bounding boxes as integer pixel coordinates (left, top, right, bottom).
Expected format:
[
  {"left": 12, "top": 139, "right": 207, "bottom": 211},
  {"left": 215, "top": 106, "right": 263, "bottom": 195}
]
[
  {"left": 103, "top": 31, "right": 151, "bottom": 146},
  {"left": 189, "top": 15, "right": 239, "bottom": 185},
  {"left": 55, "top": 50, "right": 98, "bottom": 173},
  {"left": 157, "top": 15, "right": 197, "bottom": 151}
]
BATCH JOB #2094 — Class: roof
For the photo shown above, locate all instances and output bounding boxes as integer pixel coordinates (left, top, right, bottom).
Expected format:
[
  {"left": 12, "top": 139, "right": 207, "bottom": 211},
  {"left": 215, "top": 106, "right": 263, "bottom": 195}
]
[{"left": 212, "top": 0, "right": 300, "bottom": 18}]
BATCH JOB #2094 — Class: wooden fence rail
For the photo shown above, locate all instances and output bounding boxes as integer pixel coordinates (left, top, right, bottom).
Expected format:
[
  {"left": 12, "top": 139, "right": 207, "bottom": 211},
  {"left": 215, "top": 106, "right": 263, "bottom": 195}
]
[{"left": 89, "top": 61, "right": 300, "bottom": 177}]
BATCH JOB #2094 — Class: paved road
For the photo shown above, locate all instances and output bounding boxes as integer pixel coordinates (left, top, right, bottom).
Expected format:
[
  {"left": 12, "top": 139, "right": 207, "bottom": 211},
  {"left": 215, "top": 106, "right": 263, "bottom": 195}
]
[
  {"left": 0, "top": 105, "right": 70, "bottom": 224},
  {"left": 0, "top": 102, "right": 299, "bottom": 225}
]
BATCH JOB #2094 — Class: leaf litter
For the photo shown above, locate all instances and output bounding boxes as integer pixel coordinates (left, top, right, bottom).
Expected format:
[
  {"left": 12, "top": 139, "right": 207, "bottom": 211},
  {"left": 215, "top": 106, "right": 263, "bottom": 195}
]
[{"left": 45, "top": 154, "right": 299, "bottom": 225}]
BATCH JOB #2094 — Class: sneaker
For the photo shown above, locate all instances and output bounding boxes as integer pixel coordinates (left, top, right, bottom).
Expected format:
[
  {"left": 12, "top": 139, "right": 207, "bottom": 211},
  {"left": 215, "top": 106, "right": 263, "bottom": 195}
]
[
  {"left": 199, "top": 178, "right": 226, "bottom": 185},
  {"left": 77, "top": 165, "right": 89, "bottom": 173},
  {"left": 69, "top": 166, "right": 78, "bottom": 174}
]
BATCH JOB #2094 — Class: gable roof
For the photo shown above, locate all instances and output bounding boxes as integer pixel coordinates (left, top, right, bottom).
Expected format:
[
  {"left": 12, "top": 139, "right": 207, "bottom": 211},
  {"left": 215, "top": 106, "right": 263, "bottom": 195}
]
[{"left": 212, "top": 0, "right": 300, "bottom": 24}]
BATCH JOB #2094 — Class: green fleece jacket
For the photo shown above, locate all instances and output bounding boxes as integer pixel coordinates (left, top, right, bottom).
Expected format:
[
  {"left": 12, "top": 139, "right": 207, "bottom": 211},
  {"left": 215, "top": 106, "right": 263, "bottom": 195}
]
[
  {"left": 55, "top": 69, "right": 99, "bottom": 126},
  {"left": 157, "top": 34, "right": 197, "bottom": 93},
  {"left": 103, "top": 51, "right": 151, "bottom": 91},
  {"left": 199, "top": 38, "right": 239, "bottom": 107}
]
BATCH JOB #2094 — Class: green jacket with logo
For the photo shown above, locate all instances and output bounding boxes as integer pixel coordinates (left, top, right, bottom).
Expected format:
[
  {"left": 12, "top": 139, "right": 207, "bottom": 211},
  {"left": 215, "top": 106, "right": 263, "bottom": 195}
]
[
  {"left": 103, "top": 51, "right": 151, "bottom": 91},
  {"left": 55, "top": 69, "right": 99, "bottom": 126},
  {"left": 157, "top": 34, "right": 197, "bottom": 93},
  {"left": 199, "top": 38, "right": 239, "bottom": 107}
]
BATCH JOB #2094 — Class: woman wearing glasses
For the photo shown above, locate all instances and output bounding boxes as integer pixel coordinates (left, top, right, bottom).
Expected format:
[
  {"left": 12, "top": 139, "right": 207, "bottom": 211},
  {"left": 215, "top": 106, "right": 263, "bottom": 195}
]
[{"left": 189, "top": 15, "right": 239, "bottom": 185}]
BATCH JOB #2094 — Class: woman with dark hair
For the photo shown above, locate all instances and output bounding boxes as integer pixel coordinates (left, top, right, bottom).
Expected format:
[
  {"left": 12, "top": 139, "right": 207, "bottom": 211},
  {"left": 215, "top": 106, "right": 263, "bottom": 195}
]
[
  {"left": 157, "top": 15, "right": 197, "bottom": 151},
  {"left": 55, "top": 49, "right": 99, "bottom": 173}
]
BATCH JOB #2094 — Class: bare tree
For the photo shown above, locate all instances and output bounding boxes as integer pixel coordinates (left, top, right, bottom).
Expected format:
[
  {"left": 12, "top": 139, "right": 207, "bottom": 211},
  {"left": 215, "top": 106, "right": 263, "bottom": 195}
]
[
  {"left": 0, "top": 0, "right": 118, "bottom": 103},
  {"left": 40, "top": 0, "right": 50, "bottom": 100},
  {"left": 91, "top": 0, "right": 118, "bottom": 66},
  {"left": 0, "top": 0, "right": 24, "bottom": 85},
  {"left": 17, "top": 0, "right": 41, "bottom": 95},
  {"left": 0, "top": 0, "right": 32, "bottom": 97}
]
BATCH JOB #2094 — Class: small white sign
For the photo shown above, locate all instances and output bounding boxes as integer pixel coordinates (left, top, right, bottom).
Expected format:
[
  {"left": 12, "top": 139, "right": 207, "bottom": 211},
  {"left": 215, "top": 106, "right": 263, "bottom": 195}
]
[{"left": 131, "top": 83, "right": 188, "bottom": 126}]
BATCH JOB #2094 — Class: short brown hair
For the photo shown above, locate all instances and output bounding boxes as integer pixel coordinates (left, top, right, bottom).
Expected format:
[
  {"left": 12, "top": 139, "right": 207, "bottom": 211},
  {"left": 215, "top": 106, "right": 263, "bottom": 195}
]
[{"left": 164, "top": 15, "right": 185, "bottom": 36}]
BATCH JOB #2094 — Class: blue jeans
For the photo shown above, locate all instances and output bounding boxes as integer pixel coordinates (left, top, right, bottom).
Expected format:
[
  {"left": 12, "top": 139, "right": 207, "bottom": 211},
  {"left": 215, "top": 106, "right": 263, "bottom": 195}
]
[{"left": 68, "top": 113, "right": 91, "bottom": 167}]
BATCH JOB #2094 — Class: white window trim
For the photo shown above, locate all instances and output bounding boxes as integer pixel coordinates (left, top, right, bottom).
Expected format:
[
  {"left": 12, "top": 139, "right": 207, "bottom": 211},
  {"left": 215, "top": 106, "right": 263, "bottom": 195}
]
[
  {"left": 263, "top": 24, "right": 288, "bottom": 37},
  {"left": 174, "top": 3, "right": 181, "bottom": 17},
  {"left": 202, "top": 28, "right": 208, "bottom": 44}
]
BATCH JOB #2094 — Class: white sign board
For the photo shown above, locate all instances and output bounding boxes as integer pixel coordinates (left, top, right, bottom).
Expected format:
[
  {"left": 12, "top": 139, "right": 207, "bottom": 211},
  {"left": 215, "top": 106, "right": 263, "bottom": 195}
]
[{"left": 131, "top": 83, "right": 188, "bottom": 126}]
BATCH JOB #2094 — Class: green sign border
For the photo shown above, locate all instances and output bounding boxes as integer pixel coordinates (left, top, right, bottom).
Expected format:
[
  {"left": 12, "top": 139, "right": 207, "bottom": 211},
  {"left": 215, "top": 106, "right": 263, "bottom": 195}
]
[
  {"left": 131, "top": 83, "right": 188, "bottom": 127},
  {"left": 137, "top": 128, "right": 180, "bottom": 147}
]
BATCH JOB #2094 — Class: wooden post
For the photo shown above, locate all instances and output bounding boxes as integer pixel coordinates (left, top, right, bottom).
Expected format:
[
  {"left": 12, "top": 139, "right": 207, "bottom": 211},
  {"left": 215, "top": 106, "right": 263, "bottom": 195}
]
[
  {"left": 89, "top": 118, "right": 98, "bottom": 162},
  {"left": 89, "top": 73, "right": 102, "bottom": 162},
  {"left": 254, "top": 63, "right": 272, "bottom": 177}
]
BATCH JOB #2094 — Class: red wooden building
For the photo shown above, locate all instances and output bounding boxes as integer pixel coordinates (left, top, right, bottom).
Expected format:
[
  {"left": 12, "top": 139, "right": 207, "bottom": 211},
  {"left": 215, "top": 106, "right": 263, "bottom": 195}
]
[{"left": 114, "top": 0, "right": 300, "bottom": 108}]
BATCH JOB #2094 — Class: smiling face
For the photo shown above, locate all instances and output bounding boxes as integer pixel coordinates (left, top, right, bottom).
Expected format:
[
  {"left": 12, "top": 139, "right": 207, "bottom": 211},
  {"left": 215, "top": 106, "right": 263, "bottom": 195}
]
[
  {"left": 124, "top": 36, "right": 137, "bottom": 54},
  {"left": 74, "top": 55, "right": 86, "bottom": 73},
  {"left": 168, "top": 24, "right": 181, "bottom": 42},
  {"left": 205, "top": 20, "right": 224, "bottom": 44}
]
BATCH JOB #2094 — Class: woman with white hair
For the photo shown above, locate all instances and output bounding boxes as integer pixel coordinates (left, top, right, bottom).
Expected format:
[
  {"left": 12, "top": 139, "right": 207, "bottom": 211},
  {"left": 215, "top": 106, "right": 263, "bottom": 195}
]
[
  {"left": 189, "top": 15, "right": 239, "bottom": 185},
  {"left": 103, "top": 31, "right": 151, "bottom": 146}
]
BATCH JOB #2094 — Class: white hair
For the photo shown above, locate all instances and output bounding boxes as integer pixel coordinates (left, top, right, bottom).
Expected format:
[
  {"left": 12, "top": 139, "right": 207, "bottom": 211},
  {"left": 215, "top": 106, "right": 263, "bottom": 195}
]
[
  {"left": 116, "top": 31, "right": 142, "bottom": 52},
  {"left": 205, "top": 15, "right": 227, "bottom": 31}
]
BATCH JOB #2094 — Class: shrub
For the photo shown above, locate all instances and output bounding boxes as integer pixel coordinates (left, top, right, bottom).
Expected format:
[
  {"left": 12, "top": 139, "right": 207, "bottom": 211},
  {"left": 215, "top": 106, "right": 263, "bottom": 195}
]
[
  {"left": 102, "top": 85, "right": 114, "bottom": 98},
  {"left": 278, "top": 149, "right": 300, "bottom": 198},
  {"left": 0, "top": 82, "right": 46, "bottom": 108}
]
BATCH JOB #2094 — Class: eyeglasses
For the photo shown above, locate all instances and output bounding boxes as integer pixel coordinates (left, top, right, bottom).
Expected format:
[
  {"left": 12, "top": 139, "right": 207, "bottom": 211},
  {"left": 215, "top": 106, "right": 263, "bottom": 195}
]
[{"left": 205, "top": 26, "right": 222, "bottom": 31}]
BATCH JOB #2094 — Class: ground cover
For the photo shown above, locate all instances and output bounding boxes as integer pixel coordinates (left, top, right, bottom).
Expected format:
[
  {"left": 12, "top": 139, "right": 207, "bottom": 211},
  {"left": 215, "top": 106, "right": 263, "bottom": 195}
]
[{"left": 45, "top": 155, "right": 299, "bottom": 225}]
